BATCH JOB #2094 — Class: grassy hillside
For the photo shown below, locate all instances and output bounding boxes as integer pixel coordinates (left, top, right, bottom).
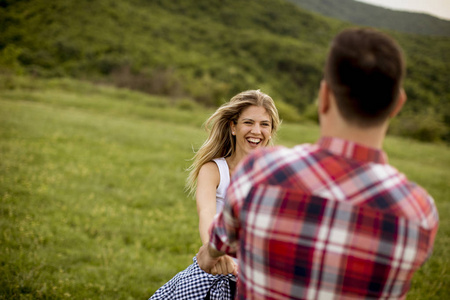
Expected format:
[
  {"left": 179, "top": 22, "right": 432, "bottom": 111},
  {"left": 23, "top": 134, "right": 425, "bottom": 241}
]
[
  {"left": 0, "top": 75, "right": 449, "bottom": 298},
  {"left": 0, "top": 0, "right": 335, "bottom": 107},
  {"left": 1, "top": 0, "right": 449, "bottom": 143},
  {"left": 287, "top": 0, "right": 450, "bottom": 36}
]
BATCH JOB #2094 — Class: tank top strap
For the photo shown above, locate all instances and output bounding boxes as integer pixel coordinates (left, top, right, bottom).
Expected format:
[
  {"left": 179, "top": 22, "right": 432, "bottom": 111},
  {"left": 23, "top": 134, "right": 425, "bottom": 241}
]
[{"left": 212, "top": 158, "right": 237, "bottom": 264}]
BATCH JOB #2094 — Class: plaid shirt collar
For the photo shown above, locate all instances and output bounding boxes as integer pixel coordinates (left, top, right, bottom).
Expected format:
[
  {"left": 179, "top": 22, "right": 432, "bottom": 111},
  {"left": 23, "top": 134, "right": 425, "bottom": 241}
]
[{"left": 318, "top": 136, "right": 388, "bottom": 164}]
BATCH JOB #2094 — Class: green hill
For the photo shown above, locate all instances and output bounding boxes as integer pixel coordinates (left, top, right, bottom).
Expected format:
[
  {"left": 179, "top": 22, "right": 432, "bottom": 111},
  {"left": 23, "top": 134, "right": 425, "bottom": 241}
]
[
  {"left": 287, "top": 0, "right": 450, "bottom": 36},
  {"left": 1, "top": 0, "right": 449, "bottom": 142}
]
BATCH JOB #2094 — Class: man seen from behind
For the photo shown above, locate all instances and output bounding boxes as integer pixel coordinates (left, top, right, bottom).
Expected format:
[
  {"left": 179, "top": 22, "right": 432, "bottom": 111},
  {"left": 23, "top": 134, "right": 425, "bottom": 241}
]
[{"left": 197, "top": 27, "right": 439, "bottom": 300}]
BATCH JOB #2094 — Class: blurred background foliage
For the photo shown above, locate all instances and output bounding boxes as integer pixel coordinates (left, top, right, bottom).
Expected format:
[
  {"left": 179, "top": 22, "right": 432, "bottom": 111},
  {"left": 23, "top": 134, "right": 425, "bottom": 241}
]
[{"left": 0, "top": 0, "right": 449, "bottom": 143}]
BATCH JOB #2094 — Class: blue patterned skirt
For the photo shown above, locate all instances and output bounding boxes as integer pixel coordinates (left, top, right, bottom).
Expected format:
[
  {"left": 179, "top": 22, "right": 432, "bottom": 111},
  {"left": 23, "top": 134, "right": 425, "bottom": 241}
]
[{"left": 150, "top": 256, "right": 236, "bottom": 300}]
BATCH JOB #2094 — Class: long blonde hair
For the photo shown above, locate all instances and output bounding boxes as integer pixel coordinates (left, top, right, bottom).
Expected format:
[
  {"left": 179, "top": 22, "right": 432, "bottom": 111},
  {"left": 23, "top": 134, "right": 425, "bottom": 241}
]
[{"left": 186, "top": 90, "right": 280, "bottom": 196}]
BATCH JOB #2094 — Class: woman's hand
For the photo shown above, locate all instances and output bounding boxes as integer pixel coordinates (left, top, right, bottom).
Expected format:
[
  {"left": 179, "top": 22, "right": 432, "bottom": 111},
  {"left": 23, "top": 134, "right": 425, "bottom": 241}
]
[{"left": 211, "top": 255, "right": 237, "bottom": 276}]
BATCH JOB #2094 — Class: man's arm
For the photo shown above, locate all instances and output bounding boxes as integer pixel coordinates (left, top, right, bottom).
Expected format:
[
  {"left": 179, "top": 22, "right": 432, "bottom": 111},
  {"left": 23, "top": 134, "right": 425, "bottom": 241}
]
[{"left": 197, "top": 243, "right": 233, "bottom": 274}]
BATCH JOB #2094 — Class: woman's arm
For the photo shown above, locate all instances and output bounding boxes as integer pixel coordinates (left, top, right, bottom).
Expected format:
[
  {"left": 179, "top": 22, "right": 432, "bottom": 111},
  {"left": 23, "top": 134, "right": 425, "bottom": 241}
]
[
  {"left": 196, "top": 161, "right": 220, "bottom": 245},
  {"left": 196, "top": 161, "right": 237, "bottom": 275}
]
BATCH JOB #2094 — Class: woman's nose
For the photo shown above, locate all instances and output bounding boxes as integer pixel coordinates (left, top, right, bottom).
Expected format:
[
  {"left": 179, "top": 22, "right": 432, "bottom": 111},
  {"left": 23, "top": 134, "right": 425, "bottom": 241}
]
[{"left": 251, "top": 124, "right": 261, "bottom": 134}]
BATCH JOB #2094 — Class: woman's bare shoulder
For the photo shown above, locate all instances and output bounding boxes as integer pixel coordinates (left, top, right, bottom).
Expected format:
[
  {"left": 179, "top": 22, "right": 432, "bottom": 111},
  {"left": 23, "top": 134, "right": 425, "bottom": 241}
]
[
  {"left": 197, "top": 161, "right": 220, "bottom": 188},
  {"left": 198, "top": 161, "right": 220, "bottom": 177}
]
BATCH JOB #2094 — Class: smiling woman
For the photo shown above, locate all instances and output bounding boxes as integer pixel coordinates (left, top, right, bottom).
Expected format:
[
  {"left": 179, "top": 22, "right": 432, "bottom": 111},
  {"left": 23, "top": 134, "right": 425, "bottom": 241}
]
[
  {"left": 149, "top": 90, "right": 281, "bottom": 299},
  {"left": 186, "top": 90, "right": 281, "bottom": 197}
]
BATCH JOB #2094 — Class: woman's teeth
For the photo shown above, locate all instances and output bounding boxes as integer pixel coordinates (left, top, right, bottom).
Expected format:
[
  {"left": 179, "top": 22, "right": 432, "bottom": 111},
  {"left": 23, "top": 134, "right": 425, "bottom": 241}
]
[{"left": 247, "top": 138, "right": 261, "bottom": 144}]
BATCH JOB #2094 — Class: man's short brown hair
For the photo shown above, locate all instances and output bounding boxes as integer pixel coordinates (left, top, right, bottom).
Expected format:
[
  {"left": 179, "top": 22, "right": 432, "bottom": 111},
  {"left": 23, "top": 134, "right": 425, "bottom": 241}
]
[{"left": 325, "top": 28, "right": 405, "bottom": 127}]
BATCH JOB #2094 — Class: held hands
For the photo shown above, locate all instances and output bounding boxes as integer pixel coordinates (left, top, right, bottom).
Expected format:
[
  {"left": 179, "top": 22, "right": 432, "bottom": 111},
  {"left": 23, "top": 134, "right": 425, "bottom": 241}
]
[
  {"left": 211, "top": 255, "right": 237, "bottom": 276},
  {"left": 197, "top": 244, "right": 237, "bottom": 276}
]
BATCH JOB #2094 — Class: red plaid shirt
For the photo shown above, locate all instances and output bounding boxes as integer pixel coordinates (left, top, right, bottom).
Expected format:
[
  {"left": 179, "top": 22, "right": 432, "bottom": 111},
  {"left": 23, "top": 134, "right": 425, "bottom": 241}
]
[{"left": 209, "top": 137, "right": 439, "bottom": 299}]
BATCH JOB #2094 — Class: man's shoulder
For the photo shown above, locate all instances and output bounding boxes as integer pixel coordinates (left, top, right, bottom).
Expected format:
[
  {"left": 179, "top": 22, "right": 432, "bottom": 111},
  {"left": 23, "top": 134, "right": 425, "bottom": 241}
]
[
  {"left": 401, "top": 179, "right": 439, "bottom": 228},
  {"left": 378, "top": 163, "right": 434, "bottom": 202},
  {"left": 360, "top": 163, "right": 439, "bottom": 228}
]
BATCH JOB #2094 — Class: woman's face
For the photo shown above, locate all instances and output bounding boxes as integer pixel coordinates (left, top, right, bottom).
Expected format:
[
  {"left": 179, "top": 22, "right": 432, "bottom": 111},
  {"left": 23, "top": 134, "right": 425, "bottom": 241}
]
[{"left": 230, "top": 105, "right": 272, "bottom": 156}]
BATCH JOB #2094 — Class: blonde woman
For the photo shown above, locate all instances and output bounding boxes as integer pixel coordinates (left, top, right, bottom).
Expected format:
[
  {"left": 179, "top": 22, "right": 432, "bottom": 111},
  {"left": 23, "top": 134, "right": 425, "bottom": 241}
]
[{"left": 150, "top": 90, "right": 280, "bottom": 299}]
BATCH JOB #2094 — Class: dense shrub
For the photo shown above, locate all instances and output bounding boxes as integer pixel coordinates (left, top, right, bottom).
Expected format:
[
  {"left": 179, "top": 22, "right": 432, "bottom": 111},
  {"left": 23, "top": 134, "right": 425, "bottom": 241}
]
[{"left": 389, "top": 109, "right": 447, "bottom": 143}]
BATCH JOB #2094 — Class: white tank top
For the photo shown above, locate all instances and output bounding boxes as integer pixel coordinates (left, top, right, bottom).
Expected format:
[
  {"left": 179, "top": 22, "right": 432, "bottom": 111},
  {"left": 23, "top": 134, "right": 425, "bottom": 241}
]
[
  {"left": 212, "top": 157, "right": 230, "bottom": 214},
  {"left": 212, "top": 157, "right": 238, "bottom": 266}
]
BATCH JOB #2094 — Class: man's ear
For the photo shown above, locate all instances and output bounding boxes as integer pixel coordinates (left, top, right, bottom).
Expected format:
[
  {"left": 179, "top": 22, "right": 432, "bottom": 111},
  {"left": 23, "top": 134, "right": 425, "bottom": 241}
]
[
  {"left": 389, "top": 88, "right": 407, "bottom": 118},
  {"left": 319, "top": 79, "right": 330, "bottom": 114}
]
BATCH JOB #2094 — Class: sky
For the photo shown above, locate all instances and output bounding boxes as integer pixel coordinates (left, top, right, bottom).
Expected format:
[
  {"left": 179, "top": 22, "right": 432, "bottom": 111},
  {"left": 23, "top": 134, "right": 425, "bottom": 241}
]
[{"left": 355, "top": 0, "right": 450, "bottom": 20}]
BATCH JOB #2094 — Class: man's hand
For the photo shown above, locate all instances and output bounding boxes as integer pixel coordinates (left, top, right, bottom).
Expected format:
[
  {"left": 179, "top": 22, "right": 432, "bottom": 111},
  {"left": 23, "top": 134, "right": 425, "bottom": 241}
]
[
  {"left": 211, "top": 255, "right": 237, "bottom": 276},
  {"left": 197, "top": 244, "right": 226, "bottom": 274}
]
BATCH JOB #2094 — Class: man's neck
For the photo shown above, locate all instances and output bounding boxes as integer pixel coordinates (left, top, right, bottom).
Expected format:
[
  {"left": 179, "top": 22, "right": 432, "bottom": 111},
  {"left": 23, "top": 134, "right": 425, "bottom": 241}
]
[
  {"left": 320, "top": 119, "right": 388, "bottom": 149},
  {"left": 317, "top": 83, "right": 395, "bottom": 150}
]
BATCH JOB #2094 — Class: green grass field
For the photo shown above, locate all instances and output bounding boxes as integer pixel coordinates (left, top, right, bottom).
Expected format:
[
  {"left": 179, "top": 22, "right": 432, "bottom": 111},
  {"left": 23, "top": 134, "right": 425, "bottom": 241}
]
[{"left": 1, "top": 76, "right": 448, "bottom": 299}]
